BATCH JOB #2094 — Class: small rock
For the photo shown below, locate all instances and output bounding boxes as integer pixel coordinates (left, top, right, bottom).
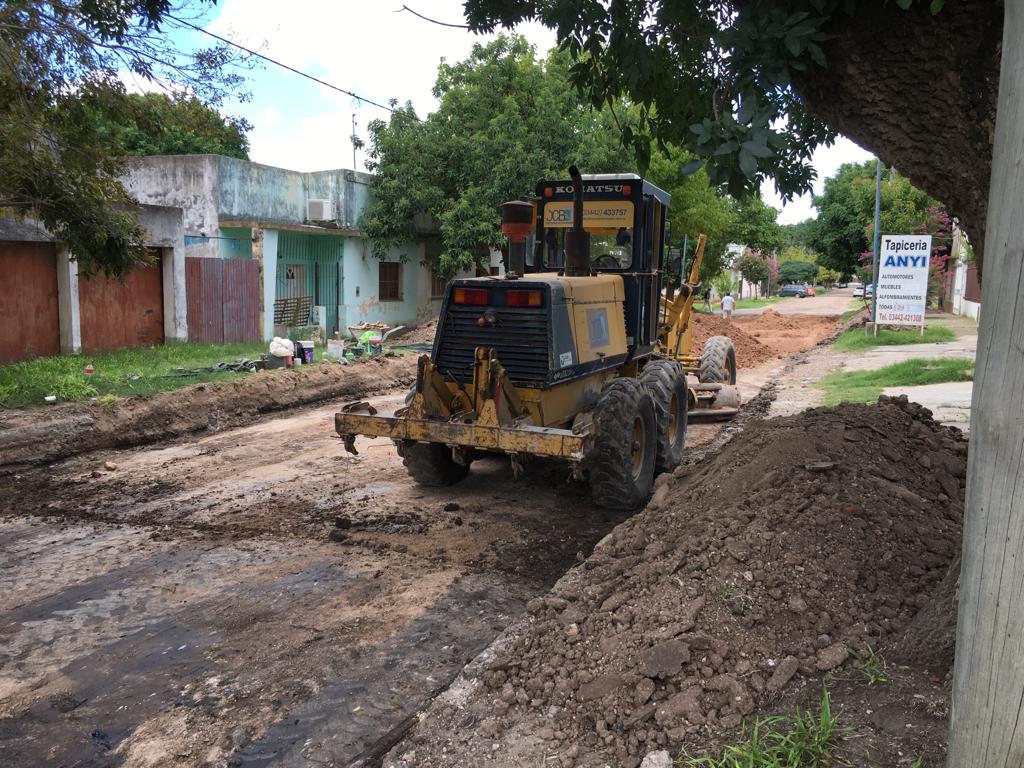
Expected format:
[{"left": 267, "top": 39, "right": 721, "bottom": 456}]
[
  {"left": 639, "top": 750, "right": 673, "bottom": 768},
  {"left": 635, "top": 677, "right": 656, "bottom": 704},
  {"left": 443, "top": 502, "right": 460, "bottom": 512},
  {"left": 788, "top": 594, "right": 808, "bottom": 614},
  {"left": 103, "top": 461, "right": 118, "bottom": 471},
  {"left": 578, "top": 674, "right": 626, "bottom": 702},
  {"left": 327, "top": 529, "right": 348, "bottom": 542},
  {"left": 452, "top": 515, "right": 463, "bottom": 526},
  {"left": 805, "top": 461, "right": 835, "bottom": 472},
  {"left": 767, "top": 656, "right": 800, "bottom": 693},
  {"left": 816, "top": 643, "right": 850, "bottom": 671},
  {"left": 639, "top": 639, "right": 690, "bottom": 678}
]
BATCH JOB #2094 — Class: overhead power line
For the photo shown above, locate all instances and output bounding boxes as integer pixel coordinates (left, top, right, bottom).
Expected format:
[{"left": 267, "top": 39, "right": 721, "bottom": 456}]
[
  {"left": 397, "top": 5, "right": 471, "bottom": 29},
  {"left": 167, "top": 14, "right": 411, "bottom": 117}
]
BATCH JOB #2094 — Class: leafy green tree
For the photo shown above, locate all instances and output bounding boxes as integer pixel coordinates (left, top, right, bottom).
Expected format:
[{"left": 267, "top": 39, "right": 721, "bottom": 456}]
[
  {"left": 778, "top": 260, "right": 817, "bottom": 283},
  {"left": 96, "top": 93, "right": 251, "bottom": 159},
  {"left": 0, "top": 1, "right": 249, "bottom": 276},
  {"left": 362, "top": 37, "right": 597, "bottom": 276},
  {"left": 782, "top": 219, "right": 818, "bottom": 251},
  {"left": 726, "top": 195, "right": 784, "bottom": 256},
  {"left": 736, "top": 249, "right": 770, "bottom": 290}
]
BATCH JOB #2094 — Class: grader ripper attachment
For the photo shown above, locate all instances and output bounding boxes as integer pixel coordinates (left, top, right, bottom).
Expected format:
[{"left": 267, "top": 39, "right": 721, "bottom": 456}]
[{"left": 335, "top": 167, "right": 740, "bottom": 509}]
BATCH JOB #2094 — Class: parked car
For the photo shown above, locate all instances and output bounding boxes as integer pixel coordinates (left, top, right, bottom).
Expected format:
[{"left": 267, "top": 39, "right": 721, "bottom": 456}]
[
  {"left": 852, "top": 283, "right": 874, "bottom": 298},
  {"left": 778, "top": 283, "right": 809, "bottom": 298},
  {"left": 836, "top": 282, "right": 849, "bottom": 288}
]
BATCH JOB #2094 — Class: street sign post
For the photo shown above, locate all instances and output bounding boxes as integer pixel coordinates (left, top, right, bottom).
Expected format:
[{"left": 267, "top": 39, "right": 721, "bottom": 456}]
[{"left": 875, "top": 234, "right": 932, "bottom": 333}]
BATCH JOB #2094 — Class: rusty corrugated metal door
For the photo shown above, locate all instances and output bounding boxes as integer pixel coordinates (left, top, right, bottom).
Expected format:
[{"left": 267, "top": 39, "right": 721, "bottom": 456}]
[
  {"left": 80, "top": 253, "right": 163, "bottom": 352},
  {"left": 222, "top": 259, "right": 259, "bottom": 341},
  {"left": 0, "top": 241, "right": 60, "bottom": 363},
  {"left": 186, "top": 257, "right": 224, "bottom": 342}
]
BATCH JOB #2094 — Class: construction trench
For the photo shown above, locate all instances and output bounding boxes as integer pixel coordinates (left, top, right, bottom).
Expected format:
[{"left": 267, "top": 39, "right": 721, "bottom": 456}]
[{"left": 0, "top": 308, "right": 962, "bottom": 767}]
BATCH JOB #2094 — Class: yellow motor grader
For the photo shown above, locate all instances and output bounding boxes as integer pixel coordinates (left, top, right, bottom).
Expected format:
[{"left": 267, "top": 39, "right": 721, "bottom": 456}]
[{"left": 335, "top": 168, "right": 739, "bottom": 509}]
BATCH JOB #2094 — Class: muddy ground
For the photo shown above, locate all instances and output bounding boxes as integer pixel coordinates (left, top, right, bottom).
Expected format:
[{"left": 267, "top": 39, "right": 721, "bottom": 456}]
[{"left": 0, "top": 311, "right": 842, "bottom": 768}]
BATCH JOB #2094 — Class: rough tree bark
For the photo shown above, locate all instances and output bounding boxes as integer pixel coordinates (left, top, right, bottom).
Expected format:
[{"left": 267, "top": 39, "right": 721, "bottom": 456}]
[
  {"left": 794, "top": 0, "right": 1002, "bottom": 273},
  {"left": 946, "top": 3, "right": 1024, "bottom": 765}
]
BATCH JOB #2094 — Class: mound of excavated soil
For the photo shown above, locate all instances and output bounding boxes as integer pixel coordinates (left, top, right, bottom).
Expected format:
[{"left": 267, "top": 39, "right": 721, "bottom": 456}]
[
  {"left": 0, "top": 355, "right": 417, "bottom": 468},
  {"left": 397, "top": 320, "right": 438, "bottom": 345},
  {"left": 387, "top": 396, "right": 965, "bottom": 767},
  {"left": 691, "top": 314, "right": 777, "bottom": 369},
  {"left": 734, "top": 308, "right": 839, "bottom": 356}
]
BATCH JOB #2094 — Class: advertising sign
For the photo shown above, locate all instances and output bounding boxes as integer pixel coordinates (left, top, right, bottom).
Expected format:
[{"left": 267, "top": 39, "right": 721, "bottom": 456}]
[
  {"left": 875, "top": 234, "right": 932, "bottom": 327},
  {"left": 543, "top": 201, "right": 634, "bottom": 229}
]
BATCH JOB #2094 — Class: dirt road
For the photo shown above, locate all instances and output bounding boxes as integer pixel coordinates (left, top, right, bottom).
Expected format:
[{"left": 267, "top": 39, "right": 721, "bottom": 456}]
[
  {"left": 0, "top": 312, "right": 841, "bottom": 767},
  {"left": 734, "top": 287, "right": 857, "bottom": 317}
]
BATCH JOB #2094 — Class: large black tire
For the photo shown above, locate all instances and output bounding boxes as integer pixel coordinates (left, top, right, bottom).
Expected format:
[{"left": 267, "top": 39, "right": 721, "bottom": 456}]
[
  {"left": 400, "top": 441, "right": 470, "bottom": 486},
  {"left": 585, "top": 378, "right": 657, "bottom": 510},
  {"left": 640, "top": 359, "right": 689, "bottom": 473},
  {"left": 699, "top": 335, "right": 737, "bottom": 385}
]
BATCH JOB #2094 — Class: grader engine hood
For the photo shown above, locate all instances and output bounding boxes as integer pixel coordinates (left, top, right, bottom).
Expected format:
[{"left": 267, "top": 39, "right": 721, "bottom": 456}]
[{"left": 432, "top": 276, "right": 628, "bottom": 387}]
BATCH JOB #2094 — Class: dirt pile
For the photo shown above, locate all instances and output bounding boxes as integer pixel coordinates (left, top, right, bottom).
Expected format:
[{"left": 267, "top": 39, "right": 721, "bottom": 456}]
[
  {"left": 734, "top": 309, "right": 839, "bottom": 355},
  {"left": 387, "top": 396, "right": 966, "bottom": 767},
  {"left": 398, "top": 320, "right": 438, "bottom": 345},
  {"left": 691, "top": 314, "right": 777, "bottom": 369},
  {"left": 0, "top": 355, "right": 417, "bottom": 468}
]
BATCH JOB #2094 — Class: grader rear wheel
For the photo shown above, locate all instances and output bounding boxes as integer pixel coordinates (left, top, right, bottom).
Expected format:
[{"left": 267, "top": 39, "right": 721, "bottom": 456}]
[
  {"left": 640, "top": 359, "right": 688, "bottom": 473},
  {"left": 585, "top": 378, "right": 657, "bottom": 510}
]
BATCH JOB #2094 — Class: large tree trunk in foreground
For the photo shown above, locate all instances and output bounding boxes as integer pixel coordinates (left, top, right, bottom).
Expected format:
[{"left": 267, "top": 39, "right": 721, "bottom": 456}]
[
  {"left": 795, "top": 0, "right": 1002, "bottom": 273},
  {"left": 947, "top": 4, "right": 1024, "bottom": 765}
]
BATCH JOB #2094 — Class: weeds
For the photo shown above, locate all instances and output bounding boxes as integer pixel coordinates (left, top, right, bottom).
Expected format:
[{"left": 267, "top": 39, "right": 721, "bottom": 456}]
[
  {"left": 850, "top": 645, "right": 890, "bottom": 686},
  {"left": 678, "top": 685, "right": 848, "bottom": 768},
  {"left": 817, "top": 357, "right": 974, "bottom": 405}
]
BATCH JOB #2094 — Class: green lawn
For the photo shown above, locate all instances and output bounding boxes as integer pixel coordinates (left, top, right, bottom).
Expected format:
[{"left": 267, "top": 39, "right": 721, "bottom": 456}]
[
  {"left": 818, "top": 357, "right": 974, "bottom": 405},
  {"left": 832, "top": 324, "right": 956, "bottom": 352},
  {"left": 0, "top": 341, "right": 270, "bottom": 407}
]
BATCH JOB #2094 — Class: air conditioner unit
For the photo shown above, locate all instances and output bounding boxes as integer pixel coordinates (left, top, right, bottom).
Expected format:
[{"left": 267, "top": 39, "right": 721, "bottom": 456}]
[{"left": 307, "top": 199, "right": 335, "bottom": 222}]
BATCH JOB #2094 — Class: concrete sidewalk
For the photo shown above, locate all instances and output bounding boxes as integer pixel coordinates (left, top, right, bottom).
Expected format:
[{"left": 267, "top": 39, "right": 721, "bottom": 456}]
[{"left": 882, "top": 380, "right": 973, "bottom": 432}]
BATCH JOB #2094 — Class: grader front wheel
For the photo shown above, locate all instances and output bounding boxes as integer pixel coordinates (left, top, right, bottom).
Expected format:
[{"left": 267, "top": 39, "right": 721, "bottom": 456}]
[
  {"left": 400, "top": 441, "right": 470, "bottom": 486},
  {"left": 640, "top": 360, "right": 689, "bottom": 473},
  {"left": 585, "top": 378, "right": 657, "bottom": 510}
]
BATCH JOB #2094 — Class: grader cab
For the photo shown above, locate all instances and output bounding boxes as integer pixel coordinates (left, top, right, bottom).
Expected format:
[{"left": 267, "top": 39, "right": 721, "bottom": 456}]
[{"left": 335, "top": 168, "right": 739, "bottom": 509}]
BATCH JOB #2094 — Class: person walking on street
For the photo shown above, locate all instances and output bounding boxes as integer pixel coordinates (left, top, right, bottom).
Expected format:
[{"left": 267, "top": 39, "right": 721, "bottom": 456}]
[
  {"left": 702, "top": 286, "right": 712, "bottom": 312},
  {"left": 720, "top": 292, "right": 735, "bottom": 319}
]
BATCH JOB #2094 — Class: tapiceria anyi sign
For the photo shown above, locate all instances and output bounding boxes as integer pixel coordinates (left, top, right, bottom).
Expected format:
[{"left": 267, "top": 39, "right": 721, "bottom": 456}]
[{"left": 875, "top": 234, "right": 932, "bottom": 329}]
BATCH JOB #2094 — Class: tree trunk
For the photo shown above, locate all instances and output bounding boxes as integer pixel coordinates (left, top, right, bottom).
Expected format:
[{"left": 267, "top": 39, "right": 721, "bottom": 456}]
[
  {"left": 947, "top": 4, "right": 1024, "bottom": 765},
  {"left": 793, "top": 0, "right": 1002, "bottom": 275}
]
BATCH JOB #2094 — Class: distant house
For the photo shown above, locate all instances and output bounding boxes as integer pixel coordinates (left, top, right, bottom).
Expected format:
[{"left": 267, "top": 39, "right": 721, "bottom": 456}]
[
  {"left": 947, "top": 226, "right": 981, "bottom": 320},
  {"left": 123, "top": 155, "right": 476, "bottom": 342}
]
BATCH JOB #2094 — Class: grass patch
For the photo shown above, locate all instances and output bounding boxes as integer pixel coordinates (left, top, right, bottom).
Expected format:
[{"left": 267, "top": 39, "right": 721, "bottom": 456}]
[
  {"left": 0, "top": 341, "right": 270, "bottom": 407},
  {"left": 734, "top": 296, "right": 786, "bottom": 310},
  {"left": 679, "top": 686, "right": 848, "bottom": 768},
  {"left": 818, "top": 357, "right": 974, "bottom": 406},
  {"left": 850, "top": 645, "right": 890, "bottom": 686},
  {"left": 832, "top": 324, "right": 956, "bottom": 352}
]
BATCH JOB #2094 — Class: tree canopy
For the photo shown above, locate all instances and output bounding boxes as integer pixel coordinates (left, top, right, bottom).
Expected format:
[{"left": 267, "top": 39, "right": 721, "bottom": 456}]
[
  {"left": 0, "top": 1, "right": 250, "bottom": 275},
  {"left": 97, "top": 93, "right": 251, "bottom": 159},
  {"left": 463, "top": 0, "right": 1001, "bottom": 271},
  {"left": 725, "top": 194, "right": 784, "bottom": 257},
  {"left": 362, "top": 35, "right": 739, "bottom": 279},
  {"left": 809, "top": 159, "right": 943, "bottom": 278}
]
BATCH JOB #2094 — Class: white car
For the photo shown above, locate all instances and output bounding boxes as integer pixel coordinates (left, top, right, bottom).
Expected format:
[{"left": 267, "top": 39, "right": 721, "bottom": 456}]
[{"left": 852, "top": 283, "right": 874, "bottom": 298}]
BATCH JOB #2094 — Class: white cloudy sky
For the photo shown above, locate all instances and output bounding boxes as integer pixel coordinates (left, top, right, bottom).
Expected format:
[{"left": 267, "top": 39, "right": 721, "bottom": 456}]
[{"left": 186, "top": 0, "right": 872, "bottom": 225}]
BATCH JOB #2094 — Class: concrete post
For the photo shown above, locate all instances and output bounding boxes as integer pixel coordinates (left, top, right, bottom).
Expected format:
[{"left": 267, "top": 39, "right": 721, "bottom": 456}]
[
  {"left": 55, "top": 245, "right": 81, "bottom": 355},
  {"left": 253, "top": 227, "right": 279, "bottom": 341},
  {"left": 161, "top": 245, "right": 188, "bottom": 342}
]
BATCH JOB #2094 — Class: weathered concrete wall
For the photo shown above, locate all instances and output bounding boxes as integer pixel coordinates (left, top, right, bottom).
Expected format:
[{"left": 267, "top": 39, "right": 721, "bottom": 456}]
[{"left": 123, "top": 156, "right": 220, "bottom": 259}]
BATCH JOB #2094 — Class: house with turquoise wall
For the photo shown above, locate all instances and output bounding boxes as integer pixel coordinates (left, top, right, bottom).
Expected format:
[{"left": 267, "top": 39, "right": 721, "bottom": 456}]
[{"left": 123, "top": 155, "right": 474, "bottom": 341}]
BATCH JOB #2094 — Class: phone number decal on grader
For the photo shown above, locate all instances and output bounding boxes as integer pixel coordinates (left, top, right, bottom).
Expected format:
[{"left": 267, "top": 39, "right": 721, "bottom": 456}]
[{"left": 335, "top": 167, "right": 738, "bottom": 510}]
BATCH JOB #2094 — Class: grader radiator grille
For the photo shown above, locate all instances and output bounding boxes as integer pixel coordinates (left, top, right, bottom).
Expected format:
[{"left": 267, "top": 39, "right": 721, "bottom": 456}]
[{"left": 434, "top": 306, "right": 550, "bottom": 386}]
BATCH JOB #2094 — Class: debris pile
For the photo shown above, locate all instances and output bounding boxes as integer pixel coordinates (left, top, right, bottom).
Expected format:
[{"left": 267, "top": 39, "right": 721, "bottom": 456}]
[
  {"left": 388, "top": 397, "right": 966, "bottom": 767},
  {"left": 691, "top": 314, "right": 776, "bottom": 368},
  {"left": 734, "top": 309, "right": 840, "bottom": 355}
]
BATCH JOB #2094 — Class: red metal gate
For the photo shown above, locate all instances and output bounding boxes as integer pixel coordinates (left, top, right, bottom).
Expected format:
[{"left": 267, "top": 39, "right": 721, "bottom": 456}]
[
  {"left": 185, "top": 257, "right": 260, "bottom": 342},
  {"left": 0, "top": 241, "right": 60, "bottom": 363},
  {"left": 79, "top": 256, "right": 164, "bottom": 352}
]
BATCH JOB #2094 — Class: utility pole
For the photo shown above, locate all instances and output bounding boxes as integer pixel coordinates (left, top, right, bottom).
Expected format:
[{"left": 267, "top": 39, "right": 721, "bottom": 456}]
[
  {"left": 870, "top": 158, "right": 883, "bottom": 336},
  {"left": 350, "top": 114, "right": 358, "bottom": 171}
]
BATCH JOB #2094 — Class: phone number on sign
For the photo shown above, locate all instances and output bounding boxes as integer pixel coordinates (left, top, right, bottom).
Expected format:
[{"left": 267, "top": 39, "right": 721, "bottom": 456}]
[{"left": 877, "top": 312, "right": 924, "bottom": 323}]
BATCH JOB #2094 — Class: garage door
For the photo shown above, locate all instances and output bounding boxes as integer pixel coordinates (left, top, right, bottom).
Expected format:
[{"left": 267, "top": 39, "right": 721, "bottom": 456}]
[
  {"left": 0, "top": 241, "right": 60, "bottom": 363},
  {"left": 80, "top": 253, "right": 163, "bottom": 352}
]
